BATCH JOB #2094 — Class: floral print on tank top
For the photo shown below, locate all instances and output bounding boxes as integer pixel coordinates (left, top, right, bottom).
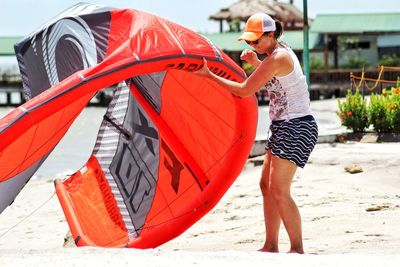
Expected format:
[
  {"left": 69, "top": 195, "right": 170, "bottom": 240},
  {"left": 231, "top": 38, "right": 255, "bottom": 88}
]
[{"left": 265, "top": 77, "right": 288, "bottom": 120}]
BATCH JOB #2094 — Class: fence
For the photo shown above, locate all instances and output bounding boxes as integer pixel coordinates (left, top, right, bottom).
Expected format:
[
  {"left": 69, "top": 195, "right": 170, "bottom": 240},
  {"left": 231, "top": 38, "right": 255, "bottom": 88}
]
[
  {"left": 350, "top": 66, "right": 400, "bottom": 96},
  {"left": 0, "top": 87, "right": 113, "bottom": 107},
  {"left": 3, "top": 67, "right": 400, "bottom": 106}
]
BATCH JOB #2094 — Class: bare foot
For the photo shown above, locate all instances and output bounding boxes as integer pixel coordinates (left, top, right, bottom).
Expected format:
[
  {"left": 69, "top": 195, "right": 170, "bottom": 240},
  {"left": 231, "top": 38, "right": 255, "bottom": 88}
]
[
  {"left": 258, "top": 245, "right": 279, "bottom": 253},
  {"left": 287, "top": 248, "right": 304, "bottom": 254}
]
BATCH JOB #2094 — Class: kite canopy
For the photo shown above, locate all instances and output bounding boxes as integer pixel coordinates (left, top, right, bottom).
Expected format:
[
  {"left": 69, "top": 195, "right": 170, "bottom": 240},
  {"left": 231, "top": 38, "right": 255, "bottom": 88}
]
[{"left": 0, "top": 3, "right": 258, "bottom": 248}]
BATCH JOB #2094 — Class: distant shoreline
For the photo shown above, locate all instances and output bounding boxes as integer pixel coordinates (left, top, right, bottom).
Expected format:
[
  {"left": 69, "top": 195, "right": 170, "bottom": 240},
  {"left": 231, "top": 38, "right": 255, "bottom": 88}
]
[{"left": 0, "top": 81, "right": 21, "bottom": 87}]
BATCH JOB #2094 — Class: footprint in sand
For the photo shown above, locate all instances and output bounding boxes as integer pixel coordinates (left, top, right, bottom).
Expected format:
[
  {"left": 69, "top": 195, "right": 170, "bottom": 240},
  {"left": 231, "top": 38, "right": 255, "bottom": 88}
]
[
  {"left": 224, "top": 215, "right": 241, "bottom": 221},
  {"left": 234, "top": 239, "right": 257, "bottom": 244},
  {"left": 364, "top": 234, "right": 384, "bottom": 237},
  {"left": 311, "top": 216, "right": 330, "bottom": 221}
]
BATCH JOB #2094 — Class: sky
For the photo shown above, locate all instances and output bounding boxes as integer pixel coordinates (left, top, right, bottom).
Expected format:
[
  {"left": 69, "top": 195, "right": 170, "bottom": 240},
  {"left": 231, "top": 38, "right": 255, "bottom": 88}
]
[{"left": 2, "top": 0, "right": 400, "bottom": 36}]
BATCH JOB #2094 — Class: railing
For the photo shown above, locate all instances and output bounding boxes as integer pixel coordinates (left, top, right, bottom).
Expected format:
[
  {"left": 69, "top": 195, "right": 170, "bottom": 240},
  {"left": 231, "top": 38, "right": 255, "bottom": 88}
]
[
  {"left": 3, "top": 67, "right": 400, "bottom": 106},
  {"left": 308, "top": 69, "right": 356, "bottom": 100},
  {"left": 256, "top": 67, "right": 400, "bottom": 104},
  {"left": 310, "top": 69, "right": 356, "bottom": 87},
  {"left": 350, "top": 66, "right": 400, "bottom": 96}
]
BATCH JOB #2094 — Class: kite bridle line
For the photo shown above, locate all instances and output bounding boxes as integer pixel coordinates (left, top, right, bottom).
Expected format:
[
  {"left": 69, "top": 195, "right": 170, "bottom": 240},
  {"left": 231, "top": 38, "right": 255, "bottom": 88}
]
[{"left": 0, "top": 192, "right": 56, "bottom": 241}]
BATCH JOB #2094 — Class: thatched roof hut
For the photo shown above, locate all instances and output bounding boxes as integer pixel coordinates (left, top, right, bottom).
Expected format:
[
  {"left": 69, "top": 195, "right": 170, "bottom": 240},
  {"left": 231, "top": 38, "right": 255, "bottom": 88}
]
[{"left": 210, "top": 0, "right": 304, "bottom": 32}]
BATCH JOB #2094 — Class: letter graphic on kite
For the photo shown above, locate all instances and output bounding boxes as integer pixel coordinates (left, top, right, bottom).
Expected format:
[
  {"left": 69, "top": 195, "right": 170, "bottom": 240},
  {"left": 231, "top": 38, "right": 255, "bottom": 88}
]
[{"left": 0, "top": 3, "right": 257, "bottom": 248}]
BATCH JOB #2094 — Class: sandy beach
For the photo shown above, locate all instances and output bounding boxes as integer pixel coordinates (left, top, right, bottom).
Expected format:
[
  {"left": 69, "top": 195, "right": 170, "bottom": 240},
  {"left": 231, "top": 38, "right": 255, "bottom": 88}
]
[
  {"left": 0, "top": 140, "right": 400, "bottom": 266},
  {"left": 1, "top": 98, "right": 400, "bottom": 266}
]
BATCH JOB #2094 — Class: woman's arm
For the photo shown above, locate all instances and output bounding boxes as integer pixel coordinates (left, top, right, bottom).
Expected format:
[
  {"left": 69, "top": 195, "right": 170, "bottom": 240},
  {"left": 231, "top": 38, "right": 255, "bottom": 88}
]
[{"left": 194, "top": 54, "right": 287, "bottom": 98}]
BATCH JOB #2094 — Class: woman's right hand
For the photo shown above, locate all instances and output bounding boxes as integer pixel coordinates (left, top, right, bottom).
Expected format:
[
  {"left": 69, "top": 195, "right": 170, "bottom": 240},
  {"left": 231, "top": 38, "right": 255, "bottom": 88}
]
[
  {"left": 193, "top": 58, "right": 211, "bottom": 78},
  {"left": 240, "top": 49, "right": 259, "bottom": 67}
]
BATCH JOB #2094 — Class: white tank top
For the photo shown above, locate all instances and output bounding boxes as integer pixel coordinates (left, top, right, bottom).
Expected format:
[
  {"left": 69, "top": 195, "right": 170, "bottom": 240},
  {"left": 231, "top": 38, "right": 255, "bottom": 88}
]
[{"left": 265, "top": 44, "right": 311, "bottom": 121}]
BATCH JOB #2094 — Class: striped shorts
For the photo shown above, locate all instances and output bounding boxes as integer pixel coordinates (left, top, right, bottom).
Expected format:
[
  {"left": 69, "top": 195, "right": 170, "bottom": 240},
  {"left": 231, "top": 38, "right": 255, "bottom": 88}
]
[{"left": 265, "top": 115, "right": 318, "bottom": 168}]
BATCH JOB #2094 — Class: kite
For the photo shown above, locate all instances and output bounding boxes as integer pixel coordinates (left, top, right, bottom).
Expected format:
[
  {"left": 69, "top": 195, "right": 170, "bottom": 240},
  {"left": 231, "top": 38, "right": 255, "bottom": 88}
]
[{"left": 0, "top": 3, "right": 258, "bottom": 248}]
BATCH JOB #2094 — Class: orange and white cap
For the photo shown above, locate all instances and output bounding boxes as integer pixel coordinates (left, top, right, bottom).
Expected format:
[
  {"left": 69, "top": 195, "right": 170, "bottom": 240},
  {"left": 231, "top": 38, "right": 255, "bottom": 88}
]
[{"left": 238, "top": 13, "right": 276, "bottom": 42}]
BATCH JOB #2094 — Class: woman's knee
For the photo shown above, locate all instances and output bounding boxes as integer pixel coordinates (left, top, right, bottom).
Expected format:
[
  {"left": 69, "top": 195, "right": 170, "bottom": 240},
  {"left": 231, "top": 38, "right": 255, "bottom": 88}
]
[{"left": 270, "top": 186, "right": 290, "bottom": 204}]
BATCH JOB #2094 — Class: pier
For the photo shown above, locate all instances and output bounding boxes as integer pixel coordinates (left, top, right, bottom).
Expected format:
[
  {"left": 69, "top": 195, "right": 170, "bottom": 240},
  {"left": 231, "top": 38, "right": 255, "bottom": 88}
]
[
  {"left": 0, "top": 82, "right": 113, "bottom": 107},
  {"left": 0, "top": 84, "right": 24, "bottom": 106},
  {"left": 2, "top": 67, "right": 395, "bottom": 107}
]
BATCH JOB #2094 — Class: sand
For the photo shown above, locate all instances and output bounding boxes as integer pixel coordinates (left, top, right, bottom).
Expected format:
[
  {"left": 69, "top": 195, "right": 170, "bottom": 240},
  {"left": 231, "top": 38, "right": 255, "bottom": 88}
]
[{"left": 0, "top": 141, "right": 399, "bottom": 266}]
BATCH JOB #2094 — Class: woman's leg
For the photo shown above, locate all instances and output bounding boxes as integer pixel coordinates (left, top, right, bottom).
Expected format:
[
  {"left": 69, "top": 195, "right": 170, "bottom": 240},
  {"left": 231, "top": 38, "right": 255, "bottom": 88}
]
[
  {"left": 259, "top": 150, "right": 281, "bottom": 252},
  {"left": 269, "top": 155, "right": 304, "bottom": 254}
]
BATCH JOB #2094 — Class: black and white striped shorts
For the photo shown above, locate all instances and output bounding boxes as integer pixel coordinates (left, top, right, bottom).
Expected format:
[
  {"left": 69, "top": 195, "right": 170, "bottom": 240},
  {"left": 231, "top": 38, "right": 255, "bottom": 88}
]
[{"left": 265, "top": 115, "right": 318, "bottom": 168}]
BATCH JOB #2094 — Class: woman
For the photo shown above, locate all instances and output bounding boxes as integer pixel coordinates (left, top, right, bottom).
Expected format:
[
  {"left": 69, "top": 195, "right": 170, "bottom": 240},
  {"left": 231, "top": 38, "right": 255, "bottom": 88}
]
[{"left": 194, "top": 13, "right": 318, "bottom": 254}]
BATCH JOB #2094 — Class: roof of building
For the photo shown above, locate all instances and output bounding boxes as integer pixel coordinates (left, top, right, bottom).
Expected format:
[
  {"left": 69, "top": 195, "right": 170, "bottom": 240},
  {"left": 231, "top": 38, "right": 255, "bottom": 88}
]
[
  {"left": 209, "top": 0, "right": 303, "bottom": 23},
  {"left": 310, "top": 13, "right": 400, "bottom": 34},
  {"left": 203, "top": 30, "right": 321, "bottom": 51},
  {"left": 0, "top": 36, "right": 21, "bottom": 55}
]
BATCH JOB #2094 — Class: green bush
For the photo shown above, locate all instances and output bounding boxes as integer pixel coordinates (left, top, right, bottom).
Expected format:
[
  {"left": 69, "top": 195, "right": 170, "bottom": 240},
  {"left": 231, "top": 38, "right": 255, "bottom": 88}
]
[
  {"left": 338, "top": 85, "right": 400, "bottom": 133},
  {"left": 368, "top": 89, "right": 393, "bottom": 133},
  {"left": 388, "top": 87, "right": 400, "bottom": 133},
  {"left": 337, "top": 89, "right": 369, "bottom": 132},
  {"left": 378, "top": 54, "right": 400, "bottom": 67},
  {"left": 341, "top": 56, "right": 370, "bottom": 69},
  {"left": 242, "top": 62, "right": 256, "bottom": 76},
  {"left": 310, "top": 56, "right": 324, "bottom": 70}
]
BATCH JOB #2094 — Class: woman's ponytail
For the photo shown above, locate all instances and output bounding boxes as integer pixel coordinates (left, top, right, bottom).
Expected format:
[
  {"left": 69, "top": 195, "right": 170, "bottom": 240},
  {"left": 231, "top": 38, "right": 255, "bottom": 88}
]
[{"left": 274, "top": 20, "right": 283, "bottom": 39}]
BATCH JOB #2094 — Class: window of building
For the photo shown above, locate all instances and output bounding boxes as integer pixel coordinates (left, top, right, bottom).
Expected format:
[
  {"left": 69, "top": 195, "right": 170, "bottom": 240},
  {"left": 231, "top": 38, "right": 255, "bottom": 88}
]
[{"left": 346, "top": 41, "right": 370, "bottom": 49}]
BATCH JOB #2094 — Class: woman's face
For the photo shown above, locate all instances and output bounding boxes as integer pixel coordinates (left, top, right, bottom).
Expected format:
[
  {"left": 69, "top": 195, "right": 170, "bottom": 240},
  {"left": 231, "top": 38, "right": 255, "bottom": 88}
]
[{"left": 246, "top": 32, "right": 274, "bottom": 54}]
